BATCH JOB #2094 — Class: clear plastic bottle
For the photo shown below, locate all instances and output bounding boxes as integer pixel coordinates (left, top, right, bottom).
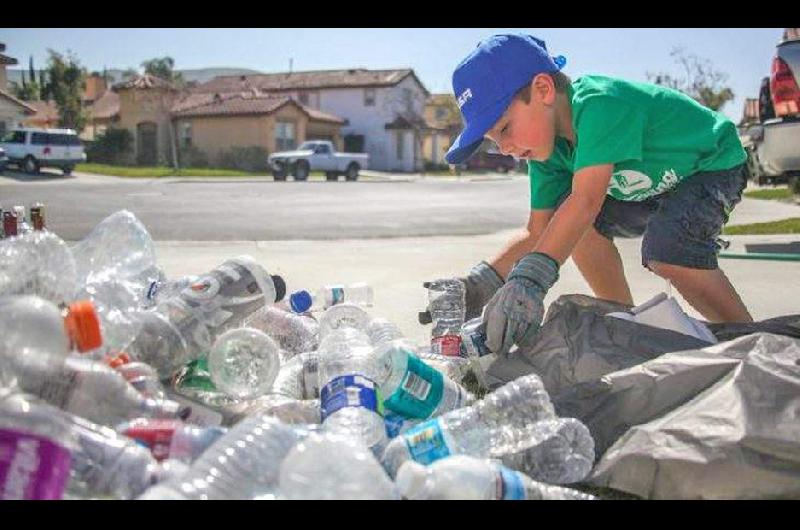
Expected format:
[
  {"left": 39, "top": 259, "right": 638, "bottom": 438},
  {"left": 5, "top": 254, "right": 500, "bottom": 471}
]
[
  {"left": 425, "top": 279, "right": 466, "bottom": 356},
  {"left": 460, "top": 317, "right": 496, "bottom": 388},
  {"left": 207, "top": 328, "right": 281, "bottom": 399},
  {"left": 0, "top": 231, "right": 78, "bottom": 306},
  {"left": 396, "top": 455, "right": 596, "bottom": 500},
  {"left": 116, "top": 418, "right": 226, "bottom": 463},
  {"left": 317, "top": 328, "right": 387, "bottom": 455},
  {"left": 128, "top": 256, "right": 286, "bottom": 378},
  {"left": 137, "top": 415, "right": 308, "bottom": 500},
  {"left": 272, "top": 351, "right": 320, "bottom": 400},
  {"left": 13, "top": 205, "right": 32, "bottom": 235},
  {"left": 373, "top": 340, "right": 473, "bottom": 420},
  {"left": 0, "top": 386, "right": 172, "bottom": 500},
  {"left": 317, "top": 302, "right": 371, "bottom": 338},
  {"left": 501, "top": 418, "right": 596, "bottom": 485},
  {"left": 224, "top": 394, "right": 321, "bottom": 426},
  {"left": 243, "top": 305, "right": 319, "bottom": 358},
  {"left": 310, "top": 282, "right": 374, "bottom": 311},
  {"left": 278, "top": 432, "right": 399, "bottom": 500},
  {"left": 380, "top": 375, "right": 591, "bottom": 478},
  {"left": 366, "top": 317, "right": 406, "bottom": 347}
]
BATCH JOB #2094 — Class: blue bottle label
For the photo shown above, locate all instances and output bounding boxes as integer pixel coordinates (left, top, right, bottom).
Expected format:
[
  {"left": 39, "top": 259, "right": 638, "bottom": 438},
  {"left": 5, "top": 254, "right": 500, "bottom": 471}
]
[
  {"left": 330, "top": 287, "right": 345, "bottom": 306},
  {"left": 498, "top": 465, "right": 526, "bottom": 500},
  {"left": 320, "top": 375, "right": 383, "bottom": 421},
  {"left": 402, "top": 419, "right": 451, "bottom": 465},
  {"left": 384, "top": 412, "right": 405, "bottom": 439}
]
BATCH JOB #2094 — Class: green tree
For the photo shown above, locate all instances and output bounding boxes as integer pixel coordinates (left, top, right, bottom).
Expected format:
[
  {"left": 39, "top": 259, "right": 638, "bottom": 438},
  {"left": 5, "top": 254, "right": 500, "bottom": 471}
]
[
  {"left": 45, "top": 49, "right": 88, "bottom": 132},
  {"left": 647, "top": 47, "right": 734, "bottom": 112},
  {"left": 141, "top": 56, "right": 184, "bottom": 86},
  {"left": 10, "top": 56, "right": 41, "bottom": 100}
]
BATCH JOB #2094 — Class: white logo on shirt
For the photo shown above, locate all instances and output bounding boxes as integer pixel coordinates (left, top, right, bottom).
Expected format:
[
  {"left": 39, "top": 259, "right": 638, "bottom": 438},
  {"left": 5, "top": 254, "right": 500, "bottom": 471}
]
[
  {"left": 608, "top": 170, "right": 653, "bottom": 197},
  {"left": 457, "top": 88, "right": 473, "bottom": 109}
]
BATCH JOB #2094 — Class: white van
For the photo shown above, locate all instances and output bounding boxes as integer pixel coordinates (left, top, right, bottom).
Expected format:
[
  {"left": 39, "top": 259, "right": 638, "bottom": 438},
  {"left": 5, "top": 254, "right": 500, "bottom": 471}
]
[{"left": 0, "top": 128, "right": 87, "bottom": 175}]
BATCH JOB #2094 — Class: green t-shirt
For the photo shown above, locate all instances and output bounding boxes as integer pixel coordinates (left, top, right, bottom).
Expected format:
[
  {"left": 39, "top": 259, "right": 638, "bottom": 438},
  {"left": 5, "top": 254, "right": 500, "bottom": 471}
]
[{"left": 528, "top": 75, "right": 746, "bottom": 209}]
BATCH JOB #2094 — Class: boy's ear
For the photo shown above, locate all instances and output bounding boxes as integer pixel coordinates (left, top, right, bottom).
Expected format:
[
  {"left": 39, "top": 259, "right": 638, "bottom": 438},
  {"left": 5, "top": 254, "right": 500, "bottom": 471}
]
[{"left": 531, "top": 73, "right": 556, "bottom": 105}]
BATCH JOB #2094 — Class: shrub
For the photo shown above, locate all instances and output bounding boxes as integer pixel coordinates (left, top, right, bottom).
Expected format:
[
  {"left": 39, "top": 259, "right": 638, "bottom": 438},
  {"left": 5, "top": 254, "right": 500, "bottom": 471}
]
[
  {"left": 424, "top": 161, "right": 452, "bottom": 172},
  {"left": 85, "top": 128, "right": 133, "bottom": 164},
  {"left": 790, "top": 175, "right": 800, "bottom": 196},
  {"left": 216, "top": 146, "right": 270, "bottom": 173},
  {"left": 178, "top": 145, "right": 210, "bottom": 168}
]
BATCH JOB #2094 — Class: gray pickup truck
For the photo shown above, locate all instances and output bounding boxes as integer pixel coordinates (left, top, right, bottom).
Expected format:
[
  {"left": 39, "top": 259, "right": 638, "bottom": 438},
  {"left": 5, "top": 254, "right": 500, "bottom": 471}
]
[
  {"left": 742, "top": 36, "right": 800, "bottom": 186},
  {"left": 268, "top": 140, "right": 369, "bottom": 182}
]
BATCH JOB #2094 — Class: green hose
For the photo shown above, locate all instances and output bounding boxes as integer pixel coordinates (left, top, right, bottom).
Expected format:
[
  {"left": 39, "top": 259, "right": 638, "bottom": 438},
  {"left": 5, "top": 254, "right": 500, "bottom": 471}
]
[{"left": 719, "top": 251, "right": 800, "bottom": 262}]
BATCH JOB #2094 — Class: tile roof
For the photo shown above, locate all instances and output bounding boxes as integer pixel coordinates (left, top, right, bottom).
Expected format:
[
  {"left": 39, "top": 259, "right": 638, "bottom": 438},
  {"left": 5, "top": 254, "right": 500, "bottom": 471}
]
[
  {"left": 0, "top": 53, "right": 17, "bottom": 66},
  {"left": 88, "top": 90, "right": 120, "bottom": 120},
  {"left": 113, "top": 74, "right": 177, "bottom": 91},
  {"left": 192, "top": 68, "right": 426, "bottom": 94},
  {"left": 0, "top": 89, "right": 36, "bottom": 114},
  {"left": 23, "top": 99, "right": 59, "bottom": 122},
  {"left": 170, "top": 91, "right": 345, "bottom": 124}
]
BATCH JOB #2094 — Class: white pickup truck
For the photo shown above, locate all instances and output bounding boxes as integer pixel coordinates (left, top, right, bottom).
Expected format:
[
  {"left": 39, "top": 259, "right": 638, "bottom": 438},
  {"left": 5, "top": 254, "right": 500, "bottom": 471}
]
[{"left": 268, "top": 140, "right": 369, "bottom": 182}]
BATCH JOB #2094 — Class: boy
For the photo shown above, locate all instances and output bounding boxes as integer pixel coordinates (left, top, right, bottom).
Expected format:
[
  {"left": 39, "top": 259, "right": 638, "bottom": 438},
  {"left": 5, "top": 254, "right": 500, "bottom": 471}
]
[{"left": 425, "top": 33, "right": 752, "bottom": 356}]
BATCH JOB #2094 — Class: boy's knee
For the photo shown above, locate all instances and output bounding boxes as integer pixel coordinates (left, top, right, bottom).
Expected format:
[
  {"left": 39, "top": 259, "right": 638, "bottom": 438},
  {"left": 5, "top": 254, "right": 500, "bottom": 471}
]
[{"left": 646, "top": 260, "right": 682, "bottom": 279}]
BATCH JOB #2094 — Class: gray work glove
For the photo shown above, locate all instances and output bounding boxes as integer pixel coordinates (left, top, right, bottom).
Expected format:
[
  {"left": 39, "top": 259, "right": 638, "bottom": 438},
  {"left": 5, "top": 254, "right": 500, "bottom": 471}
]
[
  {"left": 483, "top": 252, "right": 559, "bottom": 356},
  {"left": 418, "top": 261, "right": 505, "bottom": 325}
]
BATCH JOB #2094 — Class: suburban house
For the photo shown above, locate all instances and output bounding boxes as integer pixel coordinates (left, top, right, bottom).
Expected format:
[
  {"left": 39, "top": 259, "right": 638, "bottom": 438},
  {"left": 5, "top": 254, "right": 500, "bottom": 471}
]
[
  {"left": 0, "top": 43, "right": 35, "bottom": 137},
  {"left": 109, "top": 74, "right": 347, "bottom": 167},
  {"left": 171, "top": 90, "right": 346, "bottom": 164},
  {"left": 192, "top": 68, "right": 432, "bottom": 171},
  {"left": 423, "top": 93, "right": 462, "bottom": 166}
]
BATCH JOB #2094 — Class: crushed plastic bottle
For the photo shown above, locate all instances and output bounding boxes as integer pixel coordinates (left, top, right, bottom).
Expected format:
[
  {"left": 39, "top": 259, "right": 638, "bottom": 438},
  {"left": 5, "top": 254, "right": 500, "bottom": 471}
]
[
  {"left": 272, "top": 351, "right": 320, "bottom": 400},
  {"left": 128, "top": 256, "right": 286, "bottom": 379},
  {"left": 243, "top": 305, "right": 319, "bottom": 358},
  {"left": 207, "top": 328, "right": 281, "bottom": 399},
  {"left": 0, "top": 231, "right": 78, "bottom": 306},
  {"left": 396, "top": 455, "right": 596, "bottom": 500},
  {"left": 380, "top": 375, "right": 593, "bottom": 479},
  {"left": 116, "top": 418, "right": 226, "bottom": 463},
  {"left": 425, "top": 279, "right": 466, "bottom": 357},
  {"left": 278, "top": 432, "right": 399, "bottom": 500},
  {"left": 138, "top": 415, "right": 309, "bottom": 500}
]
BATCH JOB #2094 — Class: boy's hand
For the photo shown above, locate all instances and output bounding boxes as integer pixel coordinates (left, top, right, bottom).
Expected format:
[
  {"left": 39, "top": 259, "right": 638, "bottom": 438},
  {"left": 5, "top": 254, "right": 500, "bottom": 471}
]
[
  {"left": 418, "top": 261, "right": 505, "bottom": 324},
  {"left": 482, "top": 252, "right": 559, "bottom": 355}
]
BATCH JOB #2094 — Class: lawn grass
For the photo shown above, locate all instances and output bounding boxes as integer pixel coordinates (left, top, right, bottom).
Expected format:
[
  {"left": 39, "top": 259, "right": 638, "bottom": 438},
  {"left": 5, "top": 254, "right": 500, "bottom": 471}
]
[
  {"left": 77, "top": 163, "right": 333, "bottom": 179},
  {"left": 723, "top": 217, "right": 800, "bottom": 235},
  {"left": 744, "top": 188, "right": 793, "bottom": 201}
]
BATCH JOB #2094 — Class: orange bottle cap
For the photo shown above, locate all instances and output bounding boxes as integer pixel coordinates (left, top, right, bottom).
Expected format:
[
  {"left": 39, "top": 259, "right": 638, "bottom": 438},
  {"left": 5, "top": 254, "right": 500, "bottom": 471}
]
[
  {"left": 64, "top": 300, "right": 103, "bottom": 353},
  {"left": 107, "top": 352, "right": 131, "bottom": 368}
]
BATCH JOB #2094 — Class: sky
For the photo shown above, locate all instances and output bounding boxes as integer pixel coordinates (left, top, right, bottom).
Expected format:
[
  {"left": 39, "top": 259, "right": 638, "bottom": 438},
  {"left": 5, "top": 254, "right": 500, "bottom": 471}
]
[{"left": 0, "top": 28, "right": 786, "bottom": 121}]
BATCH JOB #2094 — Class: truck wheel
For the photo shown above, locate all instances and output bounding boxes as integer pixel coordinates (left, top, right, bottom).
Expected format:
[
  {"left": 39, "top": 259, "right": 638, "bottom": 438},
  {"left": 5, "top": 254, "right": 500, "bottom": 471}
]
[
  {"left": 23, "top": 156, "right": 40, "bottom": 175},
  {"left": 63, "top": 165, "right": 74, "bottom": 176},
  {"left": 345, "top": 163, "right": 360, "bottom": 181},
  {"left": 293, "top": 161, "right": 310, "bottom": 181},
  {"left": 325, "top": 171, "right": 338, "bottom": 182},
  {"left": 497, "top": 165, "right": 509, "bottom": 174}
]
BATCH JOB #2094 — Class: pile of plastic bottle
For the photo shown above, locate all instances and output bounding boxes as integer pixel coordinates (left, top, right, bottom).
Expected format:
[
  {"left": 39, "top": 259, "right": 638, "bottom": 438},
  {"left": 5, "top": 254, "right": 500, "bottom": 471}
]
[{"left": 0, "top": 208, "right": 598, "bottom": 500}]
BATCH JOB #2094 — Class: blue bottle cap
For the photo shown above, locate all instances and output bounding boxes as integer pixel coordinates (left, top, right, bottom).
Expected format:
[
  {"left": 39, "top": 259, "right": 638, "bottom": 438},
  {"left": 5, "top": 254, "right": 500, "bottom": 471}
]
[{"left": 289, "top": 290, "right": 313, "bottom": 313}]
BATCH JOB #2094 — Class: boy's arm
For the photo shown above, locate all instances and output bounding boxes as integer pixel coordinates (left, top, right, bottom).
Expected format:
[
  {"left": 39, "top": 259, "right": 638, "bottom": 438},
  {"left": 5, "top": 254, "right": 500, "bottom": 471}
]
[
  {"left": 534, "top": 164, "right": 614, "bottom": 263},
  {"left": 489, "top": 209, "right": 554, "bottom": 279}
]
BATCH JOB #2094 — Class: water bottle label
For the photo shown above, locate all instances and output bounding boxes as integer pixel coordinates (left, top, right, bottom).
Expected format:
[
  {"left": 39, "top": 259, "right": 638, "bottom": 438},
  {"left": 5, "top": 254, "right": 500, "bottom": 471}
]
[
  {"left": 320, "top": 375, "right": 384, "bottom": 421},
  {"left": 384, "top": 354, "right": 444, "bottom": 419},
  {"left": 497, "top": 465, "right": 526, "bottom": 500},
  {"left": 0, "top": 429, "right": 72, "bottom": 500},
  {"left": 403, "top": 419, "right": 451, "bottom": 465},
  {"left": 330, "top": 287, "right": 345, "bottom": 306},
  {"left": 384, "top": 412, "right": 406, "bottom": 439},
  {"left": 461, "top": 322, "right": 492, "bottom": 358},
  {"left": 431, "top": 335, "right": 462, "bottom": 357}
]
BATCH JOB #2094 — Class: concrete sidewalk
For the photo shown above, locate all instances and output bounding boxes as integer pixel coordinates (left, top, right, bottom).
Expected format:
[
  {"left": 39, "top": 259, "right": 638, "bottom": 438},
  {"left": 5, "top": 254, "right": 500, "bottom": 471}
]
[{"left": 153, "top": 231, "right": 800, "bottom": 347}]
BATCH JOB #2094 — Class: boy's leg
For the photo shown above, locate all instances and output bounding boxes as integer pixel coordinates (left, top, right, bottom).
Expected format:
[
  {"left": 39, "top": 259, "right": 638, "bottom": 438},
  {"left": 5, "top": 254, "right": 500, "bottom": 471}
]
[
  {"left": 571, "top": 226, "right": 634, "bottom": 305},
  {"left": 642, "top": 164, "right": 752, "bottom": 323},
  {"left": 646, "top": 261, "right": 753, "bottom": 323}
]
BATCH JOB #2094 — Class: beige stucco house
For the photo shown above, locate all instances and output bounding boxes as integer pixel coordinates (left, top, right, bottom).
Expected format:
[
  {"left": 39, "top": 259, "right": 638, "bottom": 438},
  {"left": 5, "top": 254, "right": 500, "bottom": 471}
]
[{"left": 422, "top": 93, "right": 462, "bottom": 167}]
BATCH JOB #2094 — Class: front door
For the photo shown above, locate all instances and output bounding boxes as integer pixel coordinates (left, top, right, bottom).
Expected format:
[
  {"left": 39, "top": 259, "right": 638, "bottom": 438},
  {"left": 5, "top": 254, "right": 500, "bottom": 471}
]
[{"left": 136, "top": 122, "right": 158, "bottom": 166}]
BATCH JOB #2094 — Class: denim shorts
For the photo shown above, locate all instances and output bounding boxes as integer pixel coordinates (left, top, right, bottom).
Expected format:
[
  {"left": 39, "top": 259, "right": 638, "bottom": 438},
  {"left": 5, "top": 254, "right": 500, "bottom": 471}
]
[{"left": 555, "top": 164, "right": 747, "bottom": 270}]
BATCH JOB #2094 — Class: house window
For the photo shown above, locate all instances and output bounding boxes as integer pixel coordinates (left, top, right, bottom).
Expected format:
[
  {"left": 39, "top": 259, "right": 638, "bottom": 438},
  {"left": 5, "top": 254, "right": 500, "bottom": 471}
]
[
  {"left": 364, "top": 88, "right": 376, "bottom": 107},
  {"left": 180, "top": 122, "right": 192, "bottom": 148},
  {"left": 396, "top": 131, "right": 404, "bottom": 160},
  {"left": 435, "top": 107, "right": 447, "bottom": 120},
  {"left": 275, "top": 121, "right": 296, "bottom": 151}
]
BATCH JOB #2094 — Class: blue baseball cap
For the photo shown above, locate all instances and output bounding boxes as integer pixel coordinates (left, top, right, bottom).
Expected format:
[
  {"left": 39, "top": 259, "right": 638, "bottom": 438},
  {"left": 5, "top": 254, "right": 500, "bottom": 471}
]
[{"left": 445, "top": 34, "right": 567, "bottom": 165}]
